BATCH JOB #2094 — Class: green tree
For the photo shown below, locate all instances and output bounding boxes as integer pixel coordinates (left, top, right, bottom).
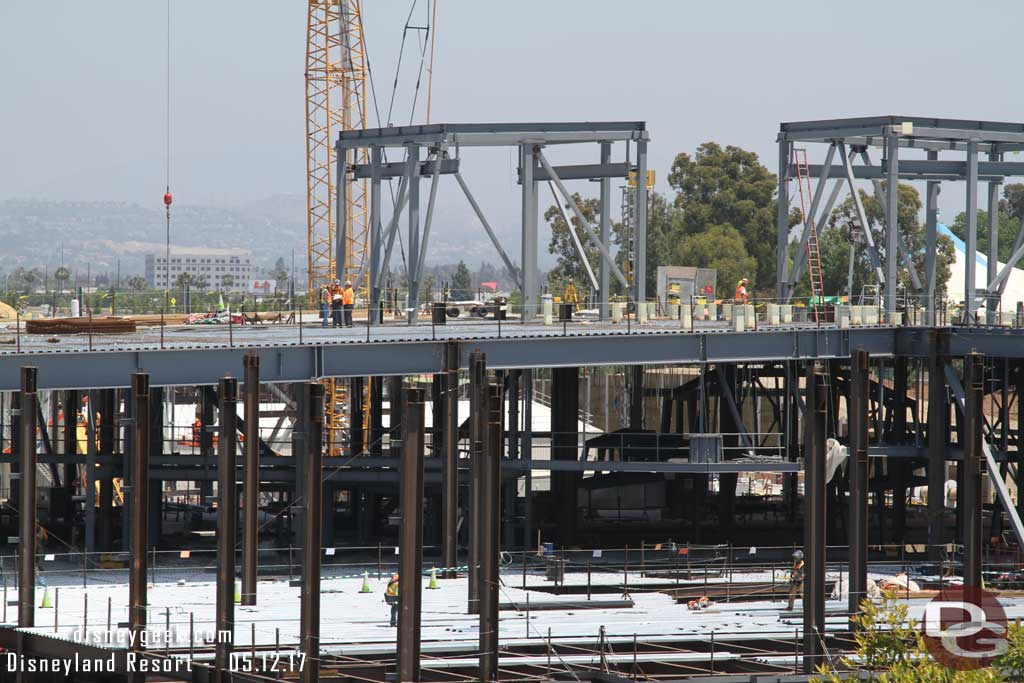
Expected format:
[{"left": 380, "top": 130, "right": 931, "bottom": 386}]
[
  {"left": 949, "top": 184, "right": 1024, "bottom": 264},
  {"left": 126, "top": 276, "right": 147, "bottom": 292},
  {"left": 221, "top": 274, "right": 235, "bottom": 289},
  {"left": 544, "top": 193, "right": 601, "bottom": 296},
  {"left": 8, "top": 267, "right": 43, "bottom": 296},
  {"left": 54, "top": 266, "right": 71, "bottom": 293},
  {"left": 174, "top": 272, "right": 194, "bottom": 289},
  {"left": 450, "top": 261, "right": 472, "bottom": 299},
  {"left": 271, "top": 257, "right": 289, "bottom": 292},
  {"left": 1004, "top": 183, "right": 1024, "bottom": 221},
  {"left": 671, "top": 225, "right": 756, "bottom": 299},
  {"left": 667, "top": 142, "right": 778, "bottom": 288},
  {"left": 827, "top": 182, "right": 954, "bottom": 297}
]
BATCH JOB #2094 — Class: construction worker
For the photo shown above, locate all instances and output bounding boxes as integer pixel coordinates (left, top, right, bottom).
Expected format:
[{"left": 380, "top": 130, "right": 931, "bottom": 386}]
[
  {"left": 330, "top": 279, "right": 344, "bottom": 328},
  {"left": 385, "top": 573, "right": 400, "bottom": 626},
  {"left": 35, "top": 522, "right": 48, "bottom": 577},
  {"left": 342, "top": 280, "right": 355, "bottom": 327},
  {"left": 734, "top": 278, "right": 750, "bottom": 305},
  {"left": 318, "top": 285, "right": 330, "bottom": 328},
  {"left": 786, "top": 550, "right": 805, "bottom": 611}
]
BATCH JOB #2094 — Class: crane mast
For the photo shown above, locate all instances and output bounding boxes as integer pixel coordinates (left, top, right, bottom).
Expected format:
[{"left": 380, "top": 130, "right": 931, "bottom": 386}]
[{"left": 305, "top": 0, "right": 369, "bottom": 454}]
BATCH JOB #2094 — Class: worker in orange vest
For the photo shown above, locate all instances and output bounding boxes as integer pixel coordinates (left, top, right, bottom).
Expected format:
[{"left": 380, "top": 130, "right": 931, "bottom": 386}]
[
  {"left": 734, "top": 278, "right": 750, "bottom": 304},
  {"left": 329, "top": 279, "right": 344, "bottom": 328},
  {"left": 385, "top": 573, "right": 400, "bottom": 626},
  {"left": 342, "top": 280, "right": 355, "bottom": 327}
]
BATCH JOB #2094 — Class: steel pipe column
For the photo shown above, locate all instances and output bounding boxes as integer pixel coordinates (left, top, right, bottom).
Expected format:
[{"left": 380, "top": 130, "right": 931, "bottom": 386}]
[
  {"left": 552, "top": 366, "right": 580, "bottom": 545},
  {"left": 17, "top": 366, "right": 37, "bottom": 628},
  {"left": 300, "top": 382, "right": 325, "bottom": 683},
  {"left": 128, "top": 372, "right": 150, "bottom": 672},
  {"left": 927, "top": 332, "right": 948, "bottom": 560},
  {"left": 398, "top": 386, "right": 426, "bottom": 683},
  {"left": 467, "top": 351, "right": 486, "bottom": 615},
  {"left": 521, "top": 144, "right": 539, "bottom": 319},
  {"left": 479, "top": 383, "right": 502, "bottom": 682},
  {"left": 848, "top": 350, "right": 869, "bottom": 626},
  {"left": 803, "top": 364, "right": 827, "bottom": 672},
  {"left": 242, "top": 352, "right": 260, "bottom": 606},
  {"left": 962, "top": 353, "right": 984, "bottom": 589},
  {"left": 442, "top": 341, "right": 460, "bottom": 575},
  {"left": 884, "top": 134, "right": 900, "bottom": 316},
  {"left": 215, "top": 377, "right": 238, "bottom": 680}
]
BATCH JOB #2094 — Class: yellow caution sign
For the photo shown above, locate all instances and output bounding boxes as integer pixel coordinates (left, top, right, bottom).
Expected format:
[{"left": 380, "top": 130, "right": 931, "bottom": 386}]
[{"left": 628, "top": 170, "right": 656, "bottom": 189}]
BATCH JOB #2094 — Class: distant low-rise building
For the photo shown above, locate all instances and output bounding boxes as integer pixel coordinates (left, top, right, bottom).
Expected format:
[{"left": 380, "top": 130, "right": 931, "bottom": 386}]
[{"left": 145, "top": 248, "right": 254, "bottom": 291}]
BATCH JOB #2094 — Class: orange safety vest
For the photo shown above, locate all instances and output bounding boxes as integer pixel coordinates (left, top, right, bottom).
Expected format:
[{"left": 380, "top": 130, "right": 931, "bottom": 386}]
[
  {"left": 342, "top": 286, "right": 355, "bottom": 306},
  {"left": 330, "top": 285, "right": 343, "bottom": 302},
  {"left": 735, "top": 284, "right": 748, "bottom": 303},
  {"left": 386, "top": 576, "right": 400, "bottom": 597}
]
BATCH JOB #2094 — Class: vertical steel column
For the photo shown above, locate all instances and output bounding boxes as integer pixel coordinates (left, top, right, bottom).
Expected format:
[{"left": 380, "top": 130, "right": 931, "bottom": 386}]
[
  {"left": 776, "top": 140, "right": 791, "bottom": 301},
  {"left": 467, "top": 351, "right": 486, "bottom": 615},
  {"left": 884, "top": 134, "right": 900, "bottom": 317},
  {"left": 442, "top": 341, "right": 460, "bottom": 575},
  {"left": 803, "top": 364, "right": 827, "bottom": 673},
  {"left": 521, "top": 145, "right": 539, "bottom": 319},
  {"left": 629, "top": 365, "right": 644, "bottom": 431},
  {"left": 336, "top": 140, "right": 348, "bottom": 282},
  {"left": 598, "top": 142, "right": 611, "bottom": 320},
  {"left": 398, "top": 385, "right": 425, "bottom": 683},
  {"left": 965, "top": 140, "right": 980, "bottom": 319},
  {"left": 300, "top": 382, "right": 324, "bottom": 683},
  {"left": 635, "top": 137, "right": 649, "bottom": 305},
  {"left": 98, "top": 389, "right": 115, "bottom": 552},
  {"left": 1017, "top": 361, "right": 1024, "bottom": 524},
  {"left": 505, "top": 371, "right": 519, "bottom": 550},
  {"left": 479, "top": 383, "right": 502, "bottom": 682},
  {"left": 891, "top": 358, "right": 908, "bottom": 544},
  {"left": 350, "top": 378, "right": 364, "bottom": 455},
  {"left": 369, "top": 145, "right": 383, "bottom": 323},
  {"left": 962, "top": 353, "right": 984, "bottom": 589},
  {"left": 987, "top": 153, "right": 1002, "bottom": 323},
  {"left": 389, "top": 376, "right": 404, "bottom": 456},
  {"left": 925, "top": 151, "right": 940, "bottom": 324},
  {"left": 928, "top": 332, "right": 948, "bottom": 560},
  {"left": 369, "top": 377, "right": 384, "bottom": 456},
  {"left": 522, "top": 370, "right": 534, "bottom": 548},
  {"left": 848, "top": 350, "right": 869, "bottom": 625},
  {"left": 215, "top": 377, "right": 238, "bottom": 680},
  {"left": 199, "top": 387, "right": 215, "bottom": 504},
  {"left": 148, "top": 387, "right": 164, "bottom": 545},
  {"left": 128, "top": 373, "right": 149, "bottom": 654},
  {"left": 293, "top": 385, "right": 308, "bottom": 551},
  {"left": 85, "top": 390, "right": 97, "bottom": 554},
  {"left": 406, "top": 144, "right": 421, "bottom": 323},
  {"left": 552, "top": 366, "right": 580, "bottom": 546},
  {"left": 17, "top": 366, "right": 37, "bottom": 628},
  {"left": 242, "top": 353, "right": 260, "bottom": 606}
]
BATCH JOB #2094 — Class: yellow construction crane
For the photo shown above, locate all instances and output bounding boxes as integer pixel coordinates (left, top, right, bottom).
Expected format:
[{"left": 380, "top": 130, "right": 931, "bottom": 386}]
[{"left": 305, "top": 1, "right": 369, "bottom": 454}]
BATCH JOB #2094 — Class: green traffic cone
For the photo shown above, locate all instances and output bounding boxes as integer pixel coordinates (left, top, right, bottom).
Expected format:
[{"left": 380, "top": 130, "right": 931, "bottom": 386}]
[
  {"left": 427, "top": 567, "right": 440, "bottom": 590},
  {"left": 40, "top": 586, "right": 52, "bottom": 609},
  {"left": 360, "top": 571, "right": 372, "bottom": 594}
]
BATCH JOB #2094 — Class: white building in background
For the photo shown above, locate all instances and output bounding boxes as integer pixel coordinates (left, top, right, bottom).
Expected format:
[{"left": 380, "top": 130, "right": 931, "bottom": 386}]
[{"left": 145, "top": 247, "right": 254, "bottom": 291}]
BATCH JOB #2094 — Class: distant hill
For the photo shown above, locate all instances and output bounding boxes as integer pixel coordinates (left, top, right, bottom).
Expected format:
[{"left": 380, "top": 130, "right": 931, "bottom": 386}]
[{"left": 0, "top": 195, "right": 533, "bottom": 280}]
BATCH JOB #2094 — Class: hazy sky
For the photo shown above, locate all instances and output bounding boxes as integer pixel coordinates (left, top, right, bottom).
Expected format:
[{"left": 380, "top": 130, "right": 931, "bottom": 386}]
[{"left": 3, "top": 0, "right": 1024, "bottom": 261}]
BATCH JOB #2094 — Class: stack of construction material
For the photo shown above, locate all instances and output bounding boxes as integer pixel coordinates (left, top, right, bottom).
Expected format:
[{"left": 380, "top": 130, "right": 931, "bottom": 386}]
[{"left": 24, "top": 317, "right": 137, "bottom": 335}]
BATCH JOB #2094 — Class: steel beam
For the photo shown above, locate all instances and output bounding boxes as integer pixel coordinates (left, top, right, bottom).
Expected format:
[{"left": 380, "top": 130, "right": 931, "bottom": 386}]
[
  {"left": 398, "top": 385, "right": 425, "bottom": 683},
  {"left": 776, "top": 140, "right": 791, "bottom": 301},
  {"left": 442, "top": 342, "right": 460, "bottom": 575},
  {"left": 848, "top": 350, "right": 869, "bottom": 626},
  {"left": 927, "top": 333, "right": 948, "bottom": 561},
  {"left": 129, "top": 372, "right": 150, "bottom": 677},
  {"left": 455, "top": 172, "right": 522, "bottom": 289},
  {"left": 962, "top": 354, "right": 984, "bottom": 589},
  {"left": 479, "top": 383, "right": 502, "bottom": 682},
  {"left": 552, "top": 366, "right": 580, "bottom": 545},
  {"left": 352, "top": 157, "right": 459, "bottom": 179},
  {"left": 215, "top": 376, "right": 238, "bottom": 681},
  {"left": 988, "top": 154, "right": 1003, "bottom": 321},
  {"left": 18, "top": 366, "right": 37, "bottom": 628},
  {"left": 406, "top": 144, "right": 422, "bottom": 323},
  {"left": 242, "top": 353, "right": 259, "bottom": 606},
  {"left": 839, "top": 143, "right": 885, "bottom": 284},
  {"left": 884, "top": 135, "right": 900, "bottom": 315},
  {"left": 368, "top": 146, "right": 383, "bottom": 321},
  {"left": 522, "top": 145, "right": 539, "bottom": 319},
  {"left": 858, "top": 150, "right": 922, "bottom": 291},
  {"left": 803, "top": 364, "right": 827, "bottom": 673},
  {"left": 966, "top": 140, "right": 980, "bottom": 318},
  {"left": 635, "top": 138, "right": 649, "bottom": 304},
  {"left": 519, "top": 161, "right": 631, "bottom": 183},
  {"left": 299, "top": 382, "right": 325, "bottom": 683},
  {"left": 548, "top": 181, "right": 599, "bottom": 292},
  {"left": 467, "top": 351, "right": 486, "bottom": 615},
  {"left": 415, "top": 147, "right": 445, "bottom": 298},
  {"left": 925, "top": 151, "right": 940, "bottom": 324},
  {"left": 350, "top": 377, "right": 364, "bottom": 455},
  {"left": 599, "top": 143, "right": 612, "bottom": 319}
]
